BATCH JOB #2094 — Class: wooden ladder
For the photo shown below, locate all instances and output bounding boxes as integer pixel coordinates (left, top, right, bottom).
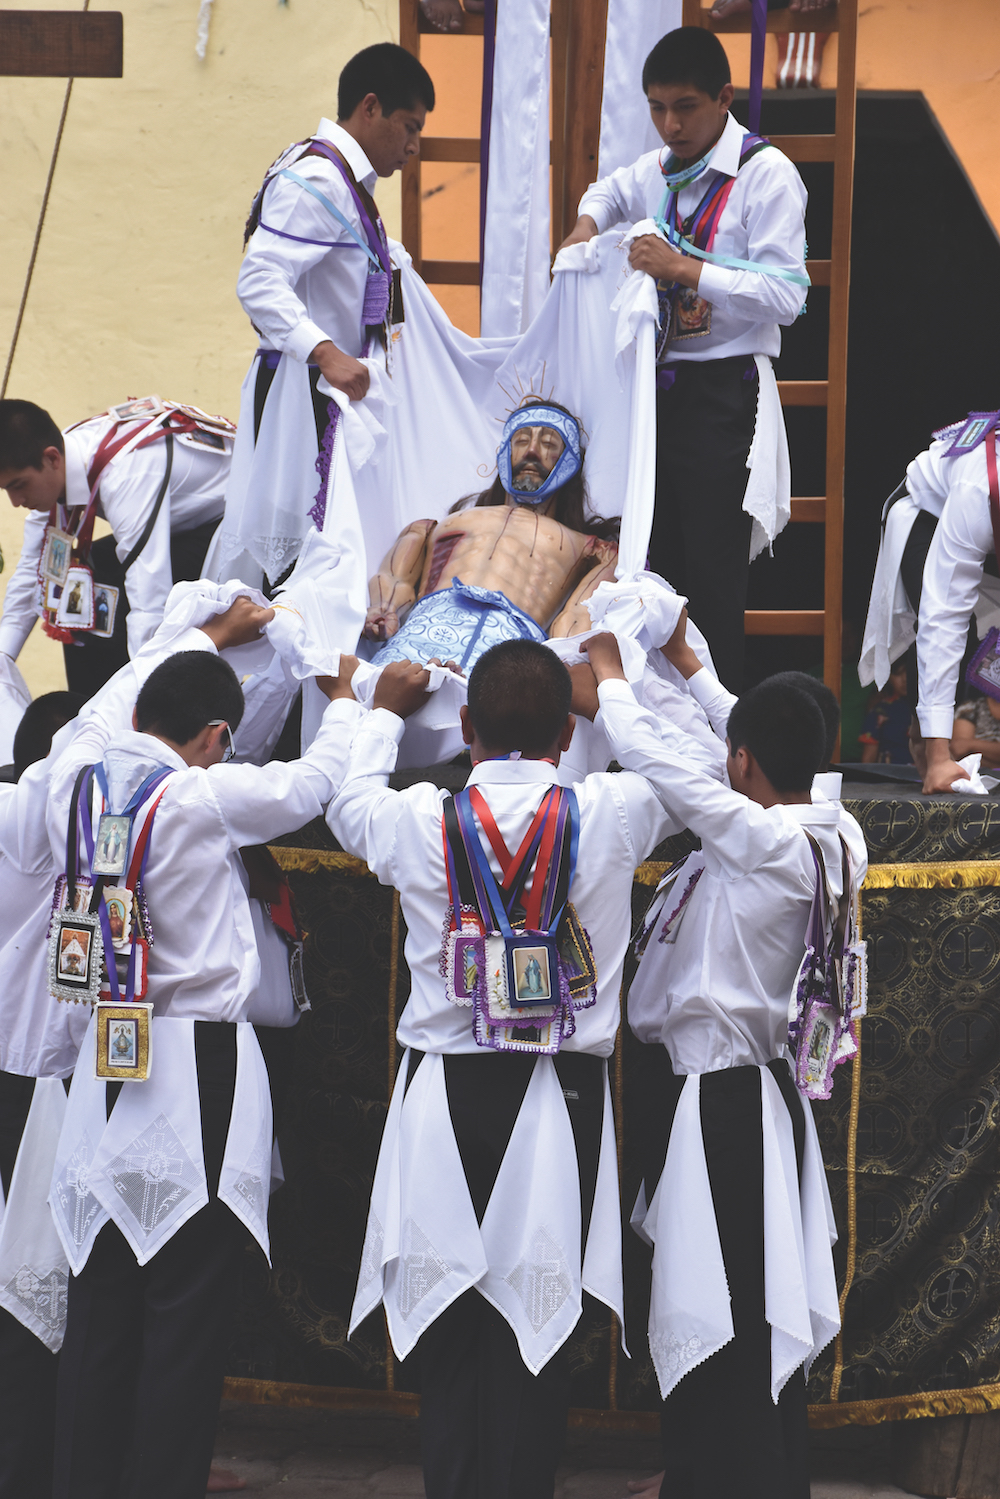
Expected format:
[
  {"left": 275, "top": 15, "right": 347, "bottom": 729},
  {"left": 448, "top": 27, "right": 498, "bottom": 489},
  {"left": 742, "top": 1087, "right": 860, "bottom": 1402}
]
[{"left": 682, "top": 0, "right": 858, "bottom": 697}]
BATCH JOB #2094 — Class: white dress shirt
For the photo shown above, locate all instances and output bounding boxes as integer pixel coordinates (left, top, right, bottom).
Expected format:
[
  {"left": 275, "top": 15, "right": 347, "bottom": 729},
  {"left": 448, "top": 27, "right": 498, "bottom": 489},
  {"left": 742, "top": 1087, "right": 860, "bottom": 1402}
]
[
  {"left": 597, "top": 678, "right": 863, "bottom": 1074},
  {"left": 908, "top": 437, "right": 1000, "bottom": 739},
  {"left": 577, "top": 111, "right": 807, "bottom": 361},
  {"left": 45, "top": 695, "right": 361, "bottom": 1024},
  {"left": 238, "top": 119, "right": 380, "bottom": 365},
  {"left": 0, "top": 416, "right": 229, "bottom": 660},
  {"left": 326, "top": 705, "right": 681, "bottom": 1058}
]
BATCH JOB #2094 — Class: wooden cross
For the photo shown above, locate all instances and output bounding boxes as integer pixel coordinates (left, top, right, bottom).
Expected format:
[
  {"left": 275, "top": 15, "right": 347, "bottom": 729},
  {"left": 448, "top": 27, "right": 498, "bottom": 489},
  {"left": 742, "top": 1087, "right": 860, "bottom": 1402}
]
[{"left": 0, "top": 10, "right": 122, "bottom": 77}]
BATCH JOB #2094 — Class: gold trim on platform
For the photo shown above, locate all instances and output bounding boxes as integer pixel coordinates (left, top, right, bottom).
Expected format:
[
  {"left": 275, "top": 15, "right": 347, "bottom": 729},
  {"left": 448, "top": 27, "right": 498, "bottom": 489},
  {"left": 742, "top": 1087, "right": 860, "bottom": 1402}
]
[
  {"left": 268, "top": 847, "right": 374, "bottom": 877},
  {"left": 863, "top": 861, "right": 1000, "bottom": 890}
]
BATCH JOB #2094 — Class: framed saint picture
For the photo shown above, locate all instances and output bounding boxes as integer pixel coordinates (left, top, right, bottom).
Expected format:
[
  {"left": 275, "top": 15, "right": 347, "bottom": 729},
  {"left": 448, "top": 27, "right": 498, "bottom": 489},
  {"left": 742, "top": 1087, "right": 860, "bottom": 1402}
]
[
  {"left": 48, "top": 911, "right": 103, "bottom": 1005},
  {"left": 102, "top": 886, "right": 133, "bottom": 950},
  {"left": 41, "top": 529, "right": 73, "bottom": 586},
  {"left": 91, "top": 584, "right": 120, "bottom": 639},
  {"left": 94, "top": 1002, "right": 152, "bottom": 1081},
  {"left": 92, "top": 814, "right": 132, "bottom": 878},
  {"left": 109, "top": 396, "right": 163, "bottom": 423},
  {"left": 55, "top": 566, "right": 94, "bottom": 630}
]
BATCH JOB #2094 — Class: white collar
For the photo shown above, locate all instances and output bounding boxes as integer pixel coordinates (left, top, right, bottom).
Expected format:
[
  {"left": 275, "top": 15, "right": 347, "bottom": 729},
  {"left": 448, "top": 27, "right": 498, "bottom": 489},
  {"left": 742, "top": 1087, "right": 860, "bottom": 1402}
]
[
  {"left": 61, "top": 426, "right": 93, "bottom": 512},
  {"left": 812, "top": 771, "right": 843, "bottom": 802},
  {"left": 782, "top": 800, "right": 840, "bottom": 827},
  {"left": 100, "top": 731, "right": 186, "bottom": 812},
  {"left": 466, "top": 758, "right": 561, "bottom": 788},
  {"left": 660, "top": 110, "right": 746, "bottom": 183},
  {"left": 315, "top": 118, "right": 378, "bottom": 194}
]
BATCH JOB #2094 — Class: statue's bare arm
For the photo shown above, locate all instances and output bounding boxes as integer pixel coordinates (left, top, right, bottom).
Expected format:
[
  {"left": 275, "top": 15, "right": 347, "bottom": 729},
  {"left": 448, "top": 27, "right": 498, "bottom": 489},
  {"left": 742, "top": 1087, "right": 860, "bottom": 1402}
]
[
  {"left": 365, "top": 519, "right": 437, "bottom": 641},
  {"left": 548, "top": 540, "right": 619, "bottom": 639}
]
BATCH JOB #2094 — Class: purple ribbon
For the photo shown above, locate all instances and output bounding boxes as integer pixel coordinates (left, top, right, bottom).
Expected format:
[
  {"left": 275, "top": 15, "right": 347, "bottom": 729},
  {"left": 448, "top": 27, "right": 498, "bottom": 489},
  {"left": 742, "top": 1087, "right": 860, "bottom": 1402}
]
[
  {"left": 479, "top": 0, "right": 498, "bottom": 284},
  {"left": 748, "top": 0, "right": 767, "bottom": 133},
  {"left": 307, "top": 139, "right": 390, "bottom": 275}
]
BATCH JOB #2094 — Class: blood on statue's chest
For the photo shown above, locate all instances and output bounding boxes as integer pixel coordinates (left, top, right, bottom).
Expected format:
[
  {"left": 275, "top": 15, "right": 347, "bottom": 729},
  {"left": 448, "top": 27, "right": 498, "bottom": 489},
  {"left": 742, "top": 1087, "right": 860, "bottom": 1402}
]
[{"left": 422, "top": 508, "right": 585, "bottom": 599}]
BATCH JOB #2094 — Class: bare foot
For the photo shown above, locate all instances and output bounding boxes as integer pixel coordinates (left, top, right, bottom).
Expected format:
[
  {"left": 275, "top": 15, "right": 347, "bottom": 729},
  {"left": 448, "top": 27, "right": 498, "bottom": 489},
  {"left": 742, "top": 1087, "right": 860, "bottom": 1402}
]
[
  {"left": 207, "top": 1466, "right": 247, "bottom": 1493},
  {"left": 709, "top": 0, "right": 751, "bottom": 15},
  {"left": 626, "top": 1475, "right": 664, "bottom": 1496},
  {"left": 420, "top": 0, "right": 463, "bottom": 30}
]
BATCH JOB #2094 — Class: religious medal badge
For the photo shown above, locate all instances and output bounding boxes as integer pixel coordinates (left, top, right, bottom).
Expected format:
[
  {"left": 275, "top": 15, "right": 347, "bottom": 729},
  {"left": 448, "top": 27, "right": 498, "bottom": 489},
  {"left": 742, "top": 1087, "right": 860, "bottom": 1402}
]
[
  {"left": 788, "top": 835, "right": 867, "bottom": 1101},
  {"left": 54, "top": 564, "right": 95, "bottom": 631},
  {"left": 90, "top": 582, "right": 120, "bottom": 640},
  {"left": 440, "top": 785, "right": 597, "bottom": 1057},
  {"left": 40, "top": 527, "right": 74, "bottom": 587}
]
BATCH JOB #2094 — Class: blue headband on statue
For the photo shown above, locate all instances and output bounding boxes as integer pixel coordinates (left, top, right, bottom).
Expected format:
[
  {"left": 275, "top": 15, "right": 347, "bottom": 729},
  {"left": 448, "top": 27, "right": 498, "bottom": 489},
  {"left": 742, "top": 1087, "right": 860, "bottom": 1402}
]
[{"left": 496, "top": 404, "right": 583, "bottom": 504}]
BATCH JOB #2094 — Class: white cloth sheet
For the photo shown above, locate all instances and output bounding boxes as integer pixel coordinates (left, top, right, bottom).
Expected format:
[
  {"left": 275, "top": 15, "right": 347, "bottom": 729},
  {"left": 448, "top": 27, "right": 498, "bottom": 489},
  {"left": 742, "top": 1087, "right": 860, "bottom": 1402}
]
[
  {"left": 598, "top": 0, "right": 683, "bottom": 179},
  {"left": 480, "top": 0, "right": 551, "bottom": 338}
]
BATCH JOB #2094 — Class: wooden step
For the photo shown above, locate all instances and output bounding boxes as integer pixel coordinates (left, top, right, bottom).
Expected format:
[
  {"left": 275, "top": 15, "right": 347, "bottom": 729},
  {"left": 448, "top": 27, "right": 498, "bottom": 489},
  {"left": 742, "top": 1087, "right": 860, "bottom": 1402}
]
[
  {"left": 790, "top": 498, "right": 826, "bottom": 522},
  {"left": 421, "top": 260, "right": 480, "bottom": 285},
  {"left": 777, "top": 381, "right": 828, "bottom": 406},
  {"left": 745, "top": 610, "right": 824, "bottom": 635},
  {"left": 699, "top": 4, "right": 839, "bottom": 34},
  {"left": 769, "top": 134, "right": 837, "bottom": 162},
  {"left": 421, "top": 137, "right": 480, "bottom": 163}
]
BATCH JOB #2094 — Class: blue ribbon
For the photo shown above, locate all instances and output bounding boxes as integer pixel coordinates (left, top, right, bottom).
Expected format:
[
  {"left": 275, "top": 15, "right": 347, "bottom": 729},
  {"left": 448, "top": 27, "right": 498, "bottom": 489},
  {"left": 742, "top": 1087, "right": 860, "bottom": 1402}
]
[{"left": 278, "top": 170, "right": 382, "bottom": 271}]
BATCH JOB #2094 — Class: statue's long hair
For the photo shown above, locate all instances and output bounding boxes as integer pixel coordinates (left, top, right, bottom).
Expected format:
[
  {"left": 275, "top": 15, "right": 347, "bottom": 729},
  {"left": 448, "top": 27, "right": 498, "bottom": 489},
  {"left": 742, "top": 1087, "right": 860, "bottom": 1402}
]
[{"left": 448, "top": 398, "right": 619, "bottom": 543}]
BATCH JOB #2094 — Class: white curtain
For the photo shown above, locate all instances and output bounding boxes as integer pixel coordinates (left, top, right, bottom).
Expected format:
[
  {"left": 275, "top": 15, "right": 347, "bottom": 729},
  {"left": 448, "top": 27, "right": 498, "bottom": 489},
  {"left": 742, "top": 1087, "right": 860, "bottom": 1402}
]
[
  {"left": 598, "top": 0, "right": 683, "bottom": 182},
  {"left": 479, "top": 0, "right": 551, "bottom": 338}
]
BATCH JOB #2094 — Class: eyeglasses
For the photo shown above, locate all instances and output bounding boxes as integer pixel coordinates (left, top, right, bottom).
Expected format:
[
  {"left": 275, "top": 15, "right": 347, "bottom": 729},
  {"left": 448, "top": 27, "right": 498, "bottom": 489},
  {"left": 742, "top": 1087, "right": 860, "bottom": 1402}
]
[{"left": 207, "top": 720, "right": 235, "bottom": 763}]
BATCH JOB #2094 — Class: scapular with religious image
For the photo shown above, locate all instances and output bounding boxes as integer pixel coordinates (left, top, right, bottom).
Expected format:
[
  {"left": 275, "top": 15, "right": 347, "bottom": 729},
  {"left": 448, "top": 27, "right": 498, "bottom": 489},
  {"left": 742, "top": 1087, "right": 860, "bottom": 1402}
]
[
  {"left": 46, "top": 758, "right": 174, "bottom": 1082},
  {"left": 439, "top": 783, "right": 596, "bottom": 1056},
  {"left": 787, "top": 833, "right": 867, "bottom": 1101}
]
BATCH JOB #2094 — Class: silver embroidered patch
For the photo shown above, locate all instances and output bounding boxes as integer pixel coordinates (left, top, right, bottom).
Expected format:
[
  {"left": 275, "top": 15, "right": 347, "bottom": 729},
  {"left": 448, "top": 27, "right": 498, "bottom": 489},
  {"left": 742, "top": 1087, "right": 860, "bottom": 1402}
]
[
  {"left": 105, "top": 1113, "right": 197, "bottom": 1235},
  {"left": 397, "top": 1219, "right": 450, "bottom": 1320},
  {"left": 358, "top": 1212, "right": 385, "bottom": 1292},
  {"left": 5, "top": 1264, "right": 68, "bottom": 1332},
  {"left": 52, "top": 1133, "right": 103, "bottom": 1248},
  {"left": 504, "top": 1226, "right": 573, "bottom": 1333}
]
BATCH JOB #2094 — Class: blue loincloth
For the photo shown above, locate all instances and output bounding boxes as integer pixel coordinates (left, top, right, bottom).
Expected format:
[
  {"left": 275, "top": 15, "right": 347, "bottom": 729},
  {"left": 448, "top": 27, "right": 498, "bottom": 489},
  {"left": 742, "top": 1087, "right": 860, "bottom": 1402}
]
[{"left": 371, "top": 581, "right": 546, "bottom": 674}]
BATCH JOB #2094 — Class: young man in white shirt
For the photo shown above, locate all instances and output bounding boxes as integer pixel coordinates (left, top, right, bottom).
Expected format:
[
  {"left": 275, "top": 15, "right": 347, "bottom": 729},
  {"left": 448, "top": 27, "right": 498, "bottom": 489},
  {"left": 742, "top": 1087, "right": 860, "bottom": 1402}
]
[
  {"left": 860, "top": 416, "right": 1000, "bottom": 794},
  {"left": 586, "top": 634, "right": 864, "bottom": 1499},
  {"left": 211, "top": 43, "right": 435, "bottom": 590},
  {"left": 43, "top": 622, "right": 354, "bottom": 1499},
  {"left": 0, "top": 399, "right": 232, "bottom": 701},
  {"left": 560, "top": 27, "right": 808, "bottom": 690},
  {"left": 325, "top": 639, "right": 680, "bottom": 1499}
]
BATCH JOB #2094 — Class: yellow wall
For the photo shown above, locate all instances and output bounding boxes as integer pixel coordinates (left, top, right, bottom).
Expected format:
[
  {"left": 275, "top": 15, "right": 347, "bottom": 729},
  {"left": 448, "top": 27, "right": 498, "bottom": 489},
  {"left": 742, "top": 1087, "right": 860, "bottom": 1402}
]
[{"left": 1, "top": 0, "right": 398, "bottom": 695}]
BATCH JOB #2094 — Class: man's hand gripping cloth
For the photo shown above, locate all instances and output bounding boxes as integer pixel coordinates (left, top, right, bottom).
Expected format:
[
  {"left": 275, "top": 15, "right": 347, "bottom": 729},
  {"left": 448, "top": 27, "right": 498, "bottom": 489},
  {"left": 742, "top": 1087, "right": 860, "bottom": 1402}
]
[
  {"left": 350, "top": 1048, "right": 625, "bottom": 1374},
  {"left": 49, "top": 1015, "right": 272, "bottom": 1273}
]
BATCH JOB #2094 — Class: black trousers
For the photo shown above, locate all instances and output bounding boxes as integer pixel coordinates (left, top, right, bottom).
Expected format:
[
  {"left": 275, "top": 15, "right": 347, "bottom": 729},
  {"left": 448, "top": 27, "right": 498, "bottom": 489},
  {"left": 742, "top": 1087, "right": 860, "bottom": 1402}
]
[
  {"left": 0, "top": 1072, "right": 60, "bottom": 1499},
  {"left": 649, "top": 357, "right": 759, "bottom": 691},
  {"left": 413, "top": 1050, "right": 605, "bottom": 1499},
  {"left": 63, "top": 519, "right": 220, "bottom": 701},
  {"left": 635, "top": 1046, "right": 809, "bottom": 1499},
  {"left": 52, "top": 1024, "right": 245, "bottom": 1499}
]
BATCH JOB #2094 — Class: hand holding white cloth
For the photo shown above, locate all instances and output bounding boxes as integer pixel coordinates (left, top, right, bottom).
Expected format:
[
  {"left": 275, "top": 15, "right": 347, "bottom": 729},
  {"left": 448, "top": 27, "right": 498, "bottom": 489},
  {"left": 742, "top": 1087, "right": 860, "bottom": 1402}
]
[{"left": 953, "top": 753, "right": 989, "bottom": 794}]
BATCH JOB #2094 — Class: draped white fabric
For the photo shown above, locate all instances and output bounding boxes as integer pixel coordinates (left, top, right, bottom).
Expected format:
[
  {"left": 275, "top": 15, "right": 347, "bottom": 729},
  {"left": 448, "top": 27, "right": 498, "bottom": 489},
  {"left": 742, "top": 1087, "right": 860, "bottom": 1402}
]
[
  {"left": 0, "top": 1080, "right": 70, "bottom": 1352},
  {"left": 635, "top": 1068, "right": 839, "bottom": 1402},
  {"left": 0, "top": 654, "right": 30, "bottom": 764},
  {"left": 598, "top": 0, "right": 683, "bottom": 181},
  {"left": 350, "top": 1050, "right": 624, "bottom": 1374}
]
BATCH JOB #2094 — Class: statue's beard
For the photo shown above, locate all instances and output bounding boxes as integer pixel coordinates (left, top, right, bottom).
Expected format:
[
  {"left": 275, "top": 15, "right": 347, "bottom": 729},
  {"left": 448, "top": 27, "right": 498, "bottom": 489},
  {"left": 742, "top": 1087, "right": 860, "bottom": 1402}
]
[{"left": 512, "top": 458, "right": 548, "bottom": 492}]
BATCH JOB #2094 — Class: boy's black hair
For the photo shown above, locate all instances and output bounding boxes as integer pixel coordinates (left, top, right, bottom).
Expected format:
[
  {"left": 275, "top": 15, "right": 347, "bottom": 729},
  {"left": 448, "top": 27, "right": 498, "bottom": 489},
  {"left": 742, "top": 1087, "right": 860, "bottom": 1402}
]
[
  {"left": 467, "top": 640, "right": 572, "bottom": 757},
  {"left": 135, "top": 652, "right": 244, "bottom": 746},
  {"left": 338, "top": 43, "right": 435, "bottom": 120},
  {"left": 726, "top": 677, "right": 826, "bottom": 793},
  {"left": 642, "top": 26, "right": 731, "bottom": 99},
  {"left": 768, "top": 671, "right": 840, "bottom": 771},
  {"left": 0, "top": 400, "right": 64, "bottom": 471},
  {"left": 13, "top": 691, "right": 84, "bottom": 781}
]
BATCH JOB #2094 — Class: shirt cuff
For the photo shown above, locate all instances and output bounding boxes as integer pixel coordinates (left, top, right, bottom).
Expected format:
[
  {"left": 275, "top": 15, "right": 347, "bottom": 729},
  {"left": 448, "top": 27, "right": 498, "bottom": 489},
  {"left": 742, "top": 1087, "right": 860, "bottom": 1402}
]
[
  {"left": 285, "top": 318, "right": 330, "bottom": 364},
  {"left": 687, "top": 667, "right": 722, "bottom": 708},
  {"left": 596, "top": 677, "right": 635, "bottom": 708},
  {"left": 576, "top": 194, "right": 611, "bottom": 235},
  {"left": 694, "top": 262, "right": 736, "bottom": 309},
  {"left": 366, "top": 706, "right": 405, "bottom": 742},
  {"left": 917, "top": 707, "right": 955, "bottom": 740},
  {"left": 0, "top": 620, "right": 31, "bottom": 660}
]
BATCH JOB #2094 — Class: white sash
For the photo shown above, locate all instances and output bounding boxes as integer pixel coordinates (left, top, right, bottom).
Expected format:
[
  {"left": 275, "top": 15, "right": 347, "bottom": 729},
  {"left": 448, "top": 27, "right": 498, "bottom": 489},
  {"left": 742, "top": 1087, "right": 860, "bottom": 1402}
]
[{"left": 0, "top": 1080, "right": 70, "bottom": 1351}]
